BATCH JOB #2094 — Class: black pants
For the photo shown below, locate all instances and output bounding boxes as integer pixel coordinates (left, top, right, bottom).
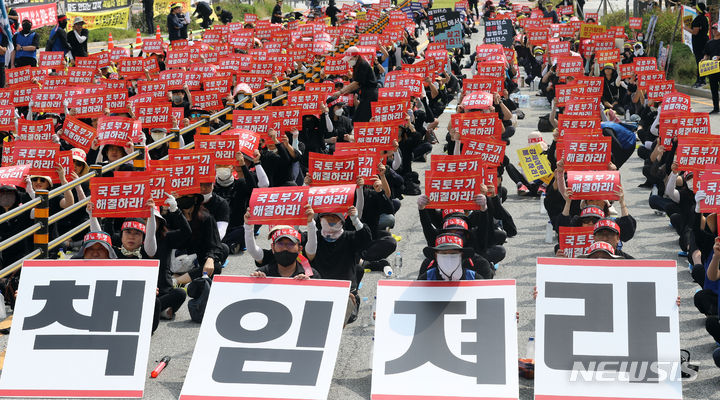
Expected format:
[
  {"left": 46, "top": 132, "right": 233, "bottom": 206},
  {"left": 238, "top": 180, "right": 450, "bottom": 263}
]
[
  {"left": 0, "top": 63, "right": 5, "bottom": 88},
  {"left": 694, "top": 289, "right": 718, "bottom": 316},
  {"left": 360, "top": 231, "right": 397, "bottom": 262},
  {"left": 710, "top": 73, "right": 720, "bottom": 110},
  {"left": 193, "top": 2, "right": 213, "bottom": 29},
  {"left": 152, "top": 288, "right": 187, "bottom": 332},
  {"left": 707, "top": 316, "right": 720, "bottom": 343},
  {"left": 13, "top": 57, "right": 36, "bottom": 68},
  {"left": 143, "top": 0, "right": 155, "bottom": 34},
  {"left": 352, "top": 89, "right": 378, "bottom": 123},
  {"left": 694, "top": 46, "right": 706, "bottom": 84}
]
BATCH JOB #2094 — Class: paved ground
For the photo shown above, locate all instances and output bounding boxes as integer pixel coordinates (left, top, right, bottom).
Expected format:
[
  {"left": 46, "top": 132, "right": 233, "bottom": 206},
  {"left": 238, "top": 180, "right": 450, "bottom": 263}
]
[{"left": 4, "top": 11, "right": 720, "bottom": 400}]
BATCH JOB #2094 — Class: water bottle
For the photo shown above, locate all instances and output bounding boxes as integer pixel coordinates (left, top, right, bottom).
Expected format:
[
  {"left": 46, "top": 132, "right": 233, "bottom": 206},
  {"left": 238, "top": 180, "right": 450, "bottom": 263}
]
[
  {"left": 202, "top": 271, "right": 210, "bottom": 281},
  {"left": 382, "top": 265, "right": 394, "bottom": 278},
  {"left": 544, "top": 221, "right": 554, "bottom": 244},
  {"left": 539, "top": 191, "right": 546, "bottom": 215},
  {"left": 57, "top": 248, "right": 66, "bottom": 259},
  {"left": 394, "top": 252, "right": 402, "bottom": 278},
  {"left": 526, "top": 337, "right": 535, "bottom": 362},
  {"left": 361, "top": 297, "right": 370, "bottom": 327}
]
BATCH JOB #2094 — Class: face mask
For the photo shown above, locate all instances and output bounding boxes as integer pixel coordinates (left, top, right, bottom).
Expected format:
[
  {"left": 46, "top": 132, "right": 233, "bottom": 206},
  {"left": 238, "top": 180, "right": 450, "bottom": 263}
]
[
  {"left": 348, "top": 58, "right": 357, "bottom": 67},
  {"left": 334, "top": 108, "right": 343, "bottom": 117},
  {"left": 637, "top": 36, "right": 644, "bottom": 42},
  {"left": 21, "top": 23, "right": 31, "bottom": 33},
  {"left": 202, "top": 193, "right": 212, "bottom": 203},
  {"left": 274, "top": 250, "right": 298, "bottom": 266},
  {"left": 535, "top": 56, "right": 543, "bottom": 63},
  {"left": 320, "top": 218, "right": 344, "bottom": 241},
  {"left": 150, "top": 131, "right": 165, "bottom": 141},
  {"left": 0, "top": 193, "right": 14, "bottom": 208},
  {"left": 172, "top": 95, "right": 184, "bottom": 104},
  {"left": 436, "top": 253, "right": 462, "bottom": 281}
]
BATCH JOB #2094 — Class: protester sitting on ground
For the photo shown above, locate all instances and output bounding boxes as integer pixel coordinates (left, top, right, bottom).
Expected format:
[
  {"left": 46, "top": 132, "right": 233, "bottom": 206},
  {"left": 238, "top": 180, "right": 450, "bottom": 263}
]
[
  {"left": 418, "top": 233, "right": 480, "bottom": 281},
  {"left": 250, "top": 227, "right": 320, "bottom": 280}
]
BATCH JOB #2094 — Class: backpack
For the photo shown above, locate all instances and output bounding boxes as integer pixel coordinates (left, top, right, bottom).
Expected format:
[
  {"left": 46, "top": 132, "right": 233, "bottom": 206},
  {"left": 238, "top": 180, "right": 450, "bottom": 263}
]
[{"left": 537, "top": 114, "right": 553, "bottom": 132}]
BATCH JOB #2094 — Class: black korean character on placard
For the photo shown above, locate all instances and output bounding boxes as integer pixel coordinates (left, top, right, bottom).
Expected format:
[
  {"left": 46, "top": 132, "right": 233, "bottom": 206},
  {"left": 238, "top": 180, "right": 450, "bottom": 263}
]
[
  {"left": 385, "top": 299, "right": 506, "bottom": 384},
  {"left": 544, "top": 282, "right": 670, "bottom": 383},
  {"left": 22, "top": 280, "right": 145, "bottom": 376},
  {"left": 212, "top": 299, "right": 334, "bottom": 385}
]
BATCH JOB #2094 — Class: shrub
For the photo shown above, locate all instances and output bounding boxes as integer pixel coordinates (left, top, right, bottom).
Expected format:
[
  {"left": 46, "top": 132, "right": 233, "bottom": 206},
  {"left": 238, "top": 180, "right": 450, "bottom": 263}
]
[
  {"left": 88, "top": 28, "right": 137, "bottom": 43},
  {"left": 667, "top": 41, "right": 697, "bottom": 85}
]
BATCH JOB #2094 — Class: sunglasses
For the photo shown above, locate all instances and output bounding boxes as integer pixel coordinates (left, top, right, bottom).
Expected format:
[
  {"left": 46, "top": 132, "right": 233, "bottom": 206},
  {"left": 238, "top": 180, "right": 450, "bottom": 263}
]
[{"left": 31, "top": 177, "right": 47, "bottom": 183}]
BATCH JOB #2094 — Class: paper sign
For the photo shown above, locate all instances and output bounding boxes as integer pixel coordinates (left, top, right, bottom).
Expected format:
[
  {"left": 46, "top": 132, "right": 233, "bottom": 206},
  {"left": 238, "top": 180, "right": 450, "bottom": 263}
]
[
  {"left": 658, "top": 112, "right": 709, "bottom": 147},
  {"left": 149, "top": 159, "right": 201, "bottom": 197},
  {"left": 247, "top": 186, "right": 310, "bottom": 225},
  {"left": 194, "top": 135, "right": 239, "bottom": 165},
  {"left": 90, "top": 176, "right": 151, "bottom": 218},
  {"left": 562, "top": 135, "right": 612, "bottom": 171},
  {"left": 11, "top": 141, "right": 59, "bottom": 177},
  {"left": 0, "top": 164, "right": 30, "bottom": 188},
  {"left": 461, "top": 91, "right": 494, "bottom": 110},
  {"left": 167, "top": 149, "right": 216, "bottom": 184},
  {"left": 629, "top": 17, "right": 642, "bottom": 30},
  {"left": 97, "top": 117, "right": 142, "bottom": 147},
  {"left": 372, "top": 279, "right": 518, "bottom": 399},
  {"left": 308, "top": 184, "right": 356, "bottom": 213},
  {"left": 178, "top": 276, "right": 350, "bottom": 400},
  {"left": 354, "top": 122, "right": 396, "bottom": 151},
  {"left": 461, "top": 138, "right": 506, "bottom": 166},
  {"left": 308, "top": 152, "right": 359, "bottom": 186},
  {"left": 517, "top": 144, "right": 553, "bottom": 182},
  {"left": 0, "top": 259, "right": 158, "bottom": 398},
  {"left": 268, "top": 106, "right": 303, "bottom": 132},
  {"left": 566, "top": 170, "right": 621, "bottom": 200},
  {"left": 17, "top": 119, "right": 53, "bottom": 142},
  {"left": 698, "top": 178, "right": 720, "bottom": 213},
  {"left": 558, "top": 226, "right": 595, "bottom": 258},
  {"left": 61, "top": 117, "right": 97, "bottom": 153},
  {"left": 535, "top": 257, "right": 681, "bottom": 400},
  {"left": 676, "top": 138, "right": 720, "bottom": 171},
  {"left": 425, "top": 170, "right": 484, "bottom": 209}
]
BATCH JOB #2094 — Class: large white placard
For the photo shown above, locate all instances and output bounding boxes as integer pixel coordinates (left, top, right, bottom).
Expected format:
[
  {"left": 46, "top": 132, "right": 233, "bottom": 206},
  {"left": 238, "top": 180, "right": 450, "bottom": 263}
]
[
  {"left": 535, "top": 257, "right": 682, "bottom": 400},
  {"left": 371, "top": 279, "right": 519, "bottom": 400},
  {"left": 0, "top": 259, "right": 159, "bottom": 398},
  {"left": 179, "top": 276, "right": 351, "bottom": 400}
]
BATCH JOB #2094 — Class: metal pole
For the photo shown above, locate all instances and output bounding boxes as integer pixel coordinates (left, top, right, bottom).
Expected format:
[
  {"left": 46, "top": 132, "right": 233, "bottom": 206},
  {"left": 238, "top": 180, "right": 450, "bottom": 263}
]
[{"left": 665, "top": 5, "right": 684, "bottom": 79}]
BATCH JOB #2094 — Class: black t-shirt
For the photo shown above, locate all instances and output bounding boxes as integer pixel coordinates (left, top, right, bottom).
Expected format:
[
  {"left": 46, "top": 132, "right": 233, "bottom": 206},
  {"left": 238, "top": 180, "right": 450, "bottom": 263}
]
[
  {"left": 692, "top": 14, "right": 709, "bottom": 45},
  {"left": 705, "top": 39, "right": 720, "bottom": 58},
  {"left": 352, "top": 57, "right": 378, "bottom": 93},
  {"left": 204, "top": 195, "right": 230, "bottom": 223},
  {"left": 271, "top": 5, "right": 283, "bottom": 23},
  {"left": 256, "top": 261, "right": 321, "bottom": 278}
]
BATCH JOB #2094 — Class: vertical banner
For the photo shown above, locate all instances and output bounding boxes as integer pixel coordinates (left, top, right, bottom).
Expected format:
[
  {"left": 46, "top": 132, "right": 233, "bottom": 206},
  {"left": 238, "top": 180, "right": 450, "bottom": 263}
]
[
  {"left": 179, "top": 276, "right": 350, "bottom": 400},
  {"left": 0, "top": 259, "right": 159, "bottom": 398},
  {"left": 535, "top": 257, "right": 682, "bottom": 400},
  {"left": 371, "top": 280, "right": 519, "bottom": 399}
]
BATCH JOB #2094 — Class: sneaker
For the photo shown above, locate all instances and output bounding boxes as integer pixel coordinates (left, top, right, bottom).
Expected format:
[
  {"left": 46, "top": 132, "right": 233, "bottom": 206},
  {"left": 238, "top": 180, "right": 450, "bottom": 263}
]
[
  {"left": 160, "top": 307, "right": 175, "bottom": 320},
  {"left": 653, "top": 210, "right": 665, "bottom": 216},
  {"left": 710, "top": 109, "right": 720, "bottom": 115},
  {"left": 517, "top": 184, "right": 530, "bottom": 196},
  {"left": 537, "top": 185, "right": 546, "bottom": 195}
]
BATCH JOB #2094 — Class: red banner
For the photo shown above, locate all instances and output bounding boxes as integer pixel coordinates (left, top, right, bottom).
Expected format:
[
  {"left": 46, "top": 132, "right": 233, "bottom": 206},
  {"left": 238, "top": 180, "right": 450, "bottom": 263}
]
[
  {"left": 90, "top": 176, "right": 150, "bottom": 218},
  {"left": 149, "top": 159, "right": 201, "bottom": 196},
  {"left": 452, "top": 112, "right": 502, "bottom": 139},
  {"left": 566, "top": 170, "right": 621, "bottom": 200},
  {"left": 562, "top": 135, "right": 612, "bottom": 171},
  {"left": 559, "top": 226, "right": 595, "bottom": 258},
  {"left": 334, "top": 143, "right": 383, "bottom": 182},
  {"left": 17, "top": 119, "right": 53, "bottom": 142},
  {"left": 371, "top": 100, "right": 409, "bottom": 125},
  {"left": 430, "top": 155, "right": 483, "bottom": 175},
  {"left": 595, "top": 49, "right": 620, "bottom": 65},
  {"left": 287, "top": 91, "right": 324, "bottom": 116},
  {"left": 104, "top": 89, "right": 128, "bottom": 114},
  {"left": 137, "top": 81, "right": 168, "bottom": 98},
  {"left": 38, "top": 52, "right": 64, "bottom": 69},
  {"left": 461, "top": 91, "right": 494, "bottom": 111},
  {"left": 232, "top": 110, "right": 272, "bottom": 139},
  {"left": 69, "top": 93, "right": 107, "bottom": 118},
  {"left": 11, "top": 141, "right": 60, "bottom": 178},
  {"left": 425, "top": 171, "right": 484, "bottom": 210},
  {"left": 190, "top": 91, "right": 224, "bottom": 111},
  {"left": 167, "top": 149, "right": 216, "bottom": 184},
  {"left": 308, "top": 152, "right": 359, "bottom": 186},
  {"left": 660, "top": 92, "right": 691, "bottom": 112},
  {"left": 677, "top": 138, "right": 720, "bottom": 171},
  {"left": 61, "top": 117, "right": 97, "bottom": 153},
  {"left": 646, "top": 80, "right": 675, "bottom": 102},
  {"left": 248, "top": 186, "right": 309, "bottom": 225},
  {"left": 224, "top": 128, "right": 260, "bottom": 158},
  {"left": 96, "top": 116, "right": 143, "bottom": 147},
  {"left": 658, "top": 112, "right": 709, "bottom": 148},
  {"left": 0, "top": 106, "right": 13, "bottom": 131},
  {"left": 354, "top": 122, "right": 396, "bottom": 151},
  {"left": 31, "top": 88, "right": 65, "bottom": 114},
  {"left": 194, "top": 135, "right": 239, "bottom": 165},
  {"left": 136, "top": 103, "right": 172, "bottom": 129},
  {"left": 462, "top": 76, "right": 504, "bottom": 94},
  {"left": 461, "top": 138, "right": 506, "bottom": 166},
  {"left": 268, "top": 106, "right": 303, "bottom": 132},
  {"left": 629, "top": 17, "right": 642, "bottom": 30},
  {"left": 307, "top": 184, "right": 356, "bottom": 214},
  {"left": 0, "top": 165, "right": 30, "bottom": 188},
  {"left": 17, "top": 3, "right": 57, "bottom": 29}
]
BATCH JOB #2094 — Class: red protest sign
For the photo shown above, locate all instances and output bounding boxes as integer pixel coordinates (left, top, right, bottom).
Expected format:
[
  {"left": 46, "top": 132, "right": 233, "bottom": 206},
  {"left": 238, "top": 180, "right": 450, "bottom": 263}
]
[
  {"left": 38, "top": 51, "right": 64, "bottom": 69},
  {"left": 287, "top": 91, "right": 324, "bottom": 116},
  {"left": 384, "top": 73, "right": 423, "bottom": 97},
  {"left": 308, "top": 184, "right": 356, "bottom": 214},
  {"left": 231, "top": 110, "right": 272, "bottom": 141},
  {"left": 565, "top": 98, "right": 600, "bottom": 117},
  {"left": 190, "top": 91, "right": 224, "bottom": 111},
  {"left": 461, "top": 91, "right": 494, "bottom": 111},
  {"left": 556, "top": 55, "right": 584, "bottom": 80},
  {"left": 90, "top": 176, "right": 150, "bottom": 218},
  {"left": 97, "top": 116, "right": 142, "bottom": 147},
  {"left": 660, "top": 92, "right": 691, "bottom": 112},
  {"left": 166, "top": 49, "right": 191, "bottom": 69},
  {"left": 118, "top": 57, "right": 145, "bottom": 79},
  {"left": 248, "top": 186, "right": 309, "bottom": 225},
  {"left": 104, "top": 89, "right": 128, "bottom": 114},
  {"left": 0, "top": 164, "right": 30, "bottom": 188},
  {"left": 425, "top": 170, "right": 484, "bottom": 210},
  {"left": 159, "top": 70, "right": 186, "bottom": 91},
  {"left": 324, "top": 55, "right": 350, "bottom": 75},
  {"left": 224, "top": 128, "right": 260, "bottom": 158},
  {"left": 462, "top": 76, "right": 504, "bottom": 94},
  {"left": 634, "top": 57, "right": 658, "bottom": 73},
  {"left": 6, "top": 66, "right": 32, "bottom": 87},
  {"left": 69, "top": 93, "right": 107, "bottom": 118},
  {"left": 557, "top": 115, "right": 601, "bottom": 137},
  {"left": 136, "top": 103, "right": 172, "bottom": 129},
  {"left": 378, "top": 87, "right": 412, "bottom": 100},
  {"left": 461, "top": 137, "right": 506, "bottom": 166},
  {"left": 476, "top": 61, "right": 506, "bottom": 78},
  {"left": 658, "top": 112, "right": 709, "bottom": 147},
  {"left": 698, "top": 178, "right": 720, "bottom": 213},
  {"left": 17, "top": 119, "right": 53, "bottom": 142},
  {"left": 595, "top": 49, "right": 620, "bottom": 65},
  {"left": 677, "top": 138, "right": 720, "bottom": 171},
  {"left": 430, "top": 154, "right": 484, "bottom": 175},
  {"left": 194, "top": 135, "right": 239, "bottom": 165},
  {"left": 559, "top": 226, "right": 595, "bottom": 258},
  {"left": 0, "top": 106, "right": 13, "bottom": 131},
  {"left": 149, "top": 159, "right": 201, "bottom": 196},
  {"left": 566, "top": 170, "right": 621, "bottom": 200},
  {"left": 629, "top": 17, "right": 642, "bottom": 30},
  {"left": 143, "top": 38, "right": 165, "bottom": 54},
  {"left": 371, "top": 100, "right": 409, "bottom": 125},
  {"left": 562, "top": 135, "right": 612, "bottom": 171},
  {"left": 334, "top": 143, "right": 383, "bottom": 182},
  {"left": 202, "top": 75, "right": 232, "bottom": 96},
  {"left": 31, "top": 88, "right": 65, "bottom": 114},
  {"left": 67, "top": 67, "right": 95, "bottom": 84},
  {"left": 61, "top": 117, "right": 97, "bottom": 152},
  {"left": 452, "top": 111, "right": 502, "bottom": 139},
  {"left": 11, "top": 141, "right": 59, "bottom": 177},
  {"left": 168, "top": 149, "right": 216, "bottom": 184},
  {"left": 268, "top": 106, "right": 303, "bottom": 132},
  {"left": 354, "top": 121, "right": 396, "bottom": 151},
  {"left": 11, "top": 84, "right": 34, "bottom": 107},
  {"left": 137, "top": 81, "right": 168, "bottom": 98},
  {"left": 646, "top": 80, "right": 675, "bottom": 102},
  {"left": 308, "top": 152, "right": 359, "bottom": 186}
]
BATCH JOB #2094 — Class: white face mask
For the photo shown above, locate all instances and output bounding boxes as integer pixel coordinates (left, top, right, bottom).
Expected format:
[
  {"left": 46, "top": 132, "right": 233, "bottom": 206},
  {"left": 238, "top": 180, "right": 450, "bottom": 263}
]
[
  {"left": 436, "top": 253, "right": 462, "bottom": 281},
  {"left": 151, "top": 131, "right": 165, "bottom": 141},
  {"left": 334, "top": 108, "right": 344, "bottom": 117},
  {"left": 348, "top": 57, "right": 357, "bottom": 67},
  {"left": 202, "top": 193, "right": 212, "bottom": 203},
  {"left": 320, "top": 218, "right": 344, "bottom": 241}
]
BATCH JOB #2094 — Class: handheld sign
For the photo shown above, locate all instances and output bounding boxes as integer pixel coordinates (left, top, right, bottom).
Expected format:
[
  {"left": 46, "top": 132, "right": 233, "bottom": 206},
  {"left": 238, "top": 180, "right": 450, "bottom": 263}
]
[{"left": 0, "top": 259, "right": 159, "bottom": 398}]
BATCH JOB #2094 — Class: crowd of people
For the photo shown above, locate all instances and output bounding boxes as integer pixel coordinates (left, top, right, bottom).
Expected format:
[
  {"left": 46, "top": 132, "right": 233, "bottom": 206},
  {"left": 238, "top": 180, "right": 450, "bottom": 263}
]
[{"left": 0, "top": 0, "right": 719, "bottom": 374}]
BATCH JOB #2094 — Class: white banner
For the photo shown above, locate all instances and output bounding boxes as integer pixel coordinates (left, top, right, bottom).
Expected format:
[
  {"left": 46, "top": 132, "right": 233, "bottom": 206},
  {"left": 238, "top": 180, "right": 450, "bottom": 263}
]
[
  {"left": 371, "top": 279, "right": 519, "bottom": 399},
  {"left": 534, "top": 257, "right": 682, "bottom": 400},
  {"left": 179, "top": 276, "right": 351, "bottom": 400},
  {"left": 0, "top": 259, "right": 159, "bottom": 398}
]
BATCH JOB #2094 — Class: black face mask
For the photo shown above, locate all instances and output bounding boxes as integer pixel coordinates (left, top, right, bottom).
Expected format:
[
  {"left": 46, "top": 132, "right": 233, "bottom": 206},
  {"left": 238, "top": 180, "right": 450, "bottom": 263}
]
[
  {"left": 21, "top": 22, "right": 31, "bottom": 33},
  {"left": 59, "top": 20, "right": 67, "bottom": 29},
  {"left": 274, "top": 250, "right": 298, "bottom": 266},
  {"left": 177, "top": 197, "right": 196, "bottom": 210}
]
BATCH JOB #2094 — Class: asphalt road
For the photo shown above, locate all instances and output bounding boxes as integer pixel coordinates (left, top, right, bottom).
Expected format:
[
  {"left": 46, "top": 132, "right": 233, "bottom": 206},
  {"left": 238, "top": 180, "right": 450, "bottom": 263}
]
[{"left": 3, "top": 14, "right": 720, "bottom": 400}]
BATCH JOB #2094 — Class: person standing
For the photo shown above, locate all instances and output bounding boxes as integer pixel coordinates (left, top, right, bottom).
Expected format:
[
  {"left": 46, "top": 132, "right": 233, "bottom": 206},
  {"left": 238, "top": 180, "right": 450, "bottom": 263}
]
[
  {"left": 167, "top": 3, "right": 189, "bottom": 41},
  {"left": 332, "top": 46, "right": 378, "bottom": 123},
  {"left": 67, "top": 17, "right": 88, "bottom": 59},
  {"left": 11, "top": 18, "right": 38, "bottom": 68},
  {"left": 688, "top": 2, "right": 709, "bottom": 87},
  {"left": 703, "top": 23, "right": 720, "bottom": 113},
  {"left": 326, "top": 0, "right": 339, "bottom": 26},
  {"left": 46, "top": 15, "right": 70, "bottom": 56},
  {"left": 271, "top": 0, "right": 284, "bottom": 24},
  {"left": 143, "top": 0, "right": 155, "bottom": 34}
]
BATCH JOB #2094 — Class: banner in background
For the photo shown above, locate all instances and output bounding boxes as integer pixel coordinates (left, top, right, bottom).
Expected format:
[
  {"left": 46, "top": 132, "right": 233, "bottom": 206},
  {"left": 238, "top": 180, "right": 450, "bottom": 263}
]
[
  {"left": 154, "top": 0, "right": 190, "bottom": 15},
  {"left": 16, "top": 3, "right": 56, "bottom": 29},
  {"left": 67, "top": 7, "right": 130, "bottom": 30}
]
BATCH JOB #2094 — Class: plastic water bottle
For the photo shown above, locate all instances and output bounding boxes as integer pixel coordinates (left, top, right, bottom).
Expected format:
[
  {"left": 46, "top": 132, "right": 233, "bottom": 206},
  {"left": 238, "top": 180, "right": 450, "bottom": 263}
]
[
  {"left": 539, "top": 192, "right": 546, "bottom": 215},
  {"left": 526, "top": 337, "right": 535, "bottom": 362},
  {"left": 394, "top": 252, "right": 402, "bottom": 278},
  {"left": 544, "top": 221, "right": 554, "bottom": 244},
  {"left": 383, "top": 265, "right": 394, "bottom": 278},
  {"left": 202, "top": 271, "right": 210, "bottom": 281},
  {"left": 361, "top": 297, "right": 370, "bottom": 327}
]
